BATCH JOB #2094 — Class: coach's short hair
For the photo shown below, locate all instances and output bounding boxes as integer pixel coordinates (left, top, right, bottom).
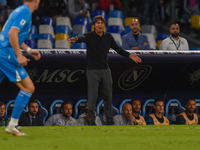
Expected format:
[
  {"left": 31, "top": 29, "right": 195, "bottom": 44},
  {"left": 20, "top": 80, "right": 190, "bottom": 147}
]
[
  {"left": 0, "top": 101, "right": 6, "bottom": 107},
  {"left": 61, "top": 101, "right": 73, "bottom": 109},
  {"left": 93, "top": 15, "right": 106, "bottom": 25}
]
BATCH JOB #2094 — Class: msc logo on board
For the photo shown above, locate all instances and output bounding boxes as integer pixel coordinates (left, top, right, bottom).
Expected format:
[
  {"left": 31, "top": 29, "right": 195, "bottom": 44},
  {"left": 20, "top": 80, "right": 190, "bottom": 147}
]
[
  {"left": 27, "top": 68, "right": 85, "bottom": 83},
  {"left": 118, "top": 65, "right": 152, "bottom": 90}
]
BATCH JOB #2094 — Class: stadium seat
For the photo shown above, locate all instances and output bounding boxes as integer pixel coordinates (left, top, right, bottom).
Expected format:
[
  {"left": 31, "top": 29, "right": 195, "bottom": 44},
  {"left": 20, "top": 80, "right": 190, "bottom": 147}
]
[
  {"left": 125, "top": 25, "right": 131, "bottom": 34},
  {"left": 39, "top": 25, "right": 55, "bottom": 39},
  {"left": 56, "top": 17, "right": 73, "bottom": 31},
  {"left": 26, "top": 100, "right": 48, "bottom": 124},
  {"left": 191, "top": 15, "right": 200, "bottom": 29},
  {"left": 109, "top": 10, "right": 124, "bottom": 23},
  {"left": 74, "top": 17, "right": 91, "bottom": 31},
  {"left": 55, "top": 40, "right": 71, "bottom": 49},
  {"left": 5, "top": 100, "right": 27, "bottom": 118},
  {"left": 37, "top": 40, "right": 53, "bottom": 49},
  {"left": 145, "top": 33, "right": 157, "bottom": 50},
  {"left": 24, "top": 39, "right": 37, "bottom": 49},
  {"left": 26, "top": 33, "right": 36, "bottom": 42},
  {"left": 73, "top": 25, "right": 88, "bottom": 34},
  {"left": 56, "top": 25, "right": 71, "bottom": 36},
  {"left": 55, "top": 33, "right": 70, "bottom": 41},
  {"left": 38, "top": 33, "right": 54, "bottom": 47},
  {"left": 195, "top": 99, "right": 200, "bottom": 118},
  {"left": 42, "top": 17, "right": 55, "bottom": 29},
  {"left": 72, "top": 42, "right": 86, "bottom": 49},
  {"left": 74, "top": 99, "right": 87, "bottom": 119},
  {"left": 108, "top": 18, "right": 124, "bottom": 31},
  {"left": 97, "top": 100, "right": 119, "bottom": 125},
  {"left": 119, "top": 99, "right": 132, "bottom": 113},
  {"left": 190, "top": 48, "right": 200, "bottom": 50},
  {"left": 157, "top": 40, "right": 162, "bottom": 49},
  {"left": 30, "top": 25, "right": 38, "bottom": 39},
  {"left": 125, "top": 17, "right": 139, "bottom": 26},
  {"left": 108, "top": 25, "right": 123, "bottom": 36},
  {"left": 157, "top": 33, "right": 170, "bottom": 41},
  {"left": 142, "top": 99, "right": 155, "bottom": 118},
  {"left": 111, "top": 33, "right": 122, "bottom": 46},
  {"left": 49, "top": 99, "right": 64, "bottom": 116},
  {"left": 165, "top": 99, "right": 185, "bottom": 124},
  {"left": 92, "top": 10, "right": 107, "bottom": 22},
  {"left": 141, "top": 25, "right": 157, "bottom": 39}
]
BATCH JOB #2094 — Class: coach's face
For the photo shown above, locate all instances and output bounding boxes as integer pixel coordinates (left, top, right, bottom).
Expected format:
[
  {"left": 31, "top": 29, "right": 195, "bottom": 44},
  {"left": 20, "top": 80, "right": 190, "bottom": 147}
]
[
  {"left": 94, "top": 19, "right": 105, "bottom": 34},
  {"left": 61, "top": 104, "right": 72, "bottom": 118},
  {"left": 0, "top": 105, "right": 6, "bottom": 118}
]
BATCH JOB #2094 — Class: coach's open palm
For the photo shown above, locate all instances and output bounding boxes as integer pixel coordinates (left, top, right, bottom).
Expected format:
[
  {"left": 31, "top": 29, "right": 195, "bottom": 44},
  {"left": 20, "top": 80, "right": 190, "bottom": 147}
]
[{"left": 129, "top": 54, "right": 142, "bottom": 63}]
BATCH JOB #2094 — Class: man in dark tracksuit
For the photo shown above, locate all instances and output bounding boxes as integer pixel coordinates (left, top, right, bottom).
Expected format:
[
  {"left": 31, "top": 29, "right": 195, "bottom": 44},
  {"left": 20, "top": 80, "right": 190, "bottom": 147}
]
[{"left": 69, "top": 15, "right": 142, "bottom": 125}]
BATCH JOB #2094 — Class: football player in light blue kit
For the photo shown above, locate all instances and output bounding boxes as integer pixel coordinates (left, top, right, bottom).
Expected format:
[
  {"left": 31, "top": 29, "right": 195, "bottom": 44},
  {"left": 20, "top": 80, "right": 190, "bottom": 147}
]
[{"left": 0, "top": 0, "right": 41, "bottom": 136}]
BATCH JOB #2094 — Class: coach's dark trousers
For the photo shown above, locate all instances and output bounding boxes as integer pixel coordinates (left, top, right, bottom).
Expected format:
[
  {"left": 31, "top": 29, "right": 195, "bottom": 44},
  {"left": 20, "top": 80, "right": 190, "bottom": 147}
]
[{"left": 87, "top": 68, "right": 113, "bottom": 124}]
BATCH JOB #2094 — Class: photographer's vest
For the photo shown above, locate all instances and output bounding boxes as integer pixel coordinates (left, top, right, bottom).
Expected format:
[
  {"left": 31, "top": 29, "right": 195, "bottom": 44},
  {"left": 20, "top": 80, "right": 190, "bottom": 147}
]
[
  {"left": 136, "top": 115, "right": 146, "bottom": 125},
  {"left": 180, "top": 112, "right": 198, "bottom": 125},
  {"left": 149, "top": 114, "right": 170, "bottom": 125}
]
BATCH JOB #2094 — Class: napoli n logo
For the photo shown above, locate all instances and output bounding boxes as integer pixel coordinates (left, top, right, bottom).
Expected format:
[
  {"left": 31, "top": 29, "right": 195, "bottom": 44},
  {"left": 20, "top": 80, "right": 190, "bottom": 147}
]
[{"left": 118, "top": 65, "right": 152, "bottom": 90}]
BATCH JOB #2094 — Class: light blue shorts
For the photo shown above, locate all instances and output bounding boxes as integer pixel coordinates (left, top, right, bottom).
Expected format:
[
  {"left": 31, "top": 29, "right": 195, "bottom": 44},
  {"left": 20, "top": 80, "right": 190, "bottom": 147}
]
[{"left": 0, "top": 49, "right": 28, "bottom": 83}]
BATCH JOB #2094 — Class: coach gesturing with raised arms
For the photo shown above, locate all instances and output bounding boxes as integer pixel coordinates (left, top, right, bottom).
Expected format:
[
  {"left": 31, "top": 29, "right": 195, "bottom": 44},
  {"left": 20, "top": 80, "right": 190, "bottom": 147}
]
[{"left": 69, "top": 15, "right": 141, "bottom": 125}]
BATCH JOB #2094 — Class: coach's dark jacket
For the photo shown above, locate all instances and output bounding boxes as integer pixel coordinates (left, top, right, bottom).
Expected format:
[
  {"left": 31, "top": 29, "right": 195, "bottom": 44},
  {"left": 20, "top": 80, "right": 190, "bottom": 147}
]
[{"left": 19, "top": 112, "right": 43, "bottom": 126}]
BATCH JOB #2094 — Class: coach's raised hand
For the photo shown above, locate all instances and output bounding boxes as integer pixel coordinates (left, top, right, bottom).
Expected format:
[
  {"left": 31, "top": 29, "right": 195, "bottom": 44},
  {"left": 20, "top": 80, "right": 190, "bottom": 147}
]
[{"left": 69, "top": 36, "right": 78, "bottom": 43}]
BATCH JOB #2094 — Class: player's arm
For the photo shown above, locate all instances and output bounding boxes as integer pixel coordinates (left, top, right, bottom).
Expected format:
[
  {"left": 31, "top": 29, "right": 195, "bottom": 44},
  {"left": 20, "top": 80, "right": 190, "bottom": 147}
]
[
  {"left": 20, "top": 42, "right": 41, "bottom": 61},
  {"left": 8, "top": 27, "right": 30, "bottom": 66}
]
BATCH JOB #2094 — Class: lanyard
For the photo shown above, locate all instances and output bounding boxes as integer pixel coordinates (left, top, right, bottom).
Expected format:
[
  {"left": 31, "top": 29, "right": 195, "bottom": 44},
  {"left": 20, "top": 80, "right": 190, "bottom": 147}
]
[{"left": 170, "top": 37, "right": 180, "bottom": 50}]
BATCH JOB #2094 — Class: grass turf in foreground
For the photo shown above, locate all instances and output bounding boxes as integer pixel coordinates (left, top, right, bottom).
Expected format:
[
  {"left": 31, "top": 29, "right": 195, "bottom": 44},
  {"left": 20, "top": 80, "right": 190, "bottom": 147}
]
[{"left": 0, "top": 125, "right": 200, "bottom": 150}]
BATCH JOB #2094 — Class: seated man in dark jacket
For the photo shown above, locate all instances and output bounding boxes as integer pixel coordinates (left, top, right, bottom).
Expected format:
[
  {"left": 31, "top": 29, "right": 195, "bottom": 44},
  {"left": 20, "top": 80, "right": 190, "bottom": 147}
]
[
  {"left": 19, "top": 100, "right": 43, "bottom": 126},
  {"left": 122, "top": 19, "right": 150, "bottom": 50}
]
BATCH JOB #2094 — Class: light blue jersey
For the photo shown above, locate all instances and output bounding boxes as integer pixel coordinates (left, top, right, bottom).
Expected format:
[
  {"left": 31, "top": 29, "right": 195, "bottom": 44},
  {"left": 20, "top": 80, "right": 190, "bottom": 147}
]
[
  {"left": 0, "top": 4, "right": 31, "bottom": 53},
  {"left": 0, "top": 4, "right": 31, "bottom": 82}
]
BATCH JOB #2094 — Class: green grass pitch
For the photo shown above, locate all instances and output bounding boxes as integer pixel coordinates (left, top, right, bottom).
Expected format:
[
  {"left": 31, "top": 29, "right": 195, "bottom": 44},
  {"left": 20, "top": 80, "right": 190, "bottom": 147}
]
[{"left": 0, "top": 125, "right": 200, "bottom": 150}]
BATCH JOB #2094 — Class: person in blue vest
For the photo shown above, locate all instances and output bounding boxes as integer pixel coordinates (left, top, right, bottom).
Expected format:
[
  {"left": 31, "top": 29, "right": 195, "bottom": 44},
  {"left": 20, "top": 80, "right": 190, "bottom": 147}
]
[
  {"left": 122, "top": 19, "right": 150, "bottom": 50},
  {"left": 0, "top": 0, "right": 41, "bottom": 136}
]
